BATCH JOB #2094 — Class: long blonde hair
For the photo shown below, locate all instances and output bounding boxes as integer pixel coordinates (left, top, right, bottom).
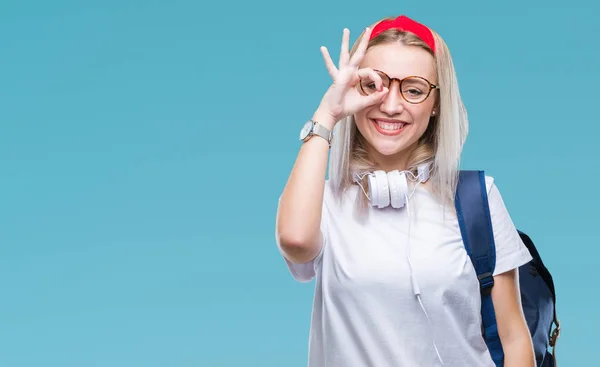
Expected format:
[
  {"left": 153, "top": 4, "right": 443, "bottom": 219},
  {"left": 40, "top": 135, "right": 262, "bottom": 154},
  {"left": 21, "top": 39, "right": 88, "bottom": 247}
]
[{"left": 328, "top": 17, "right": 468, "bottom": 210}]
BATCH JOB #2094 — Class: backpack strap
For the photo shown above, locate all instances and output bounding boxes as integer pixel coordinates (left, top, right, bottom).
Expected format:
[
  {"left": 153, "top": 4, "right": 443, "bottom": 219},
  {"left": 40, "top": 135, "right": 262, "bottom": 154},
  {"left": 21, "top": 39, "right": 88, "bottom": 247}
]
[{"left": 455, "top": 170, "right": 505, "bottom": 366}]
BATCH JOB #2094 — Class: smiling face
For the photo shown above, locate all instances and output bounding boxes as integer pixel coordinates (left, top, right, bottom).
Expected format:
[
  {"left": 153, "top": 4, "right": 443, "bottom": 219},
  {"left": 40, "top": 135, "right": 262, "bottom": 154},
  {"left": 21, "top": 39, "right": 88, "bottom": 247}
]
[{"left": 354, "top": 42, "right": 438, "bottom": 171}]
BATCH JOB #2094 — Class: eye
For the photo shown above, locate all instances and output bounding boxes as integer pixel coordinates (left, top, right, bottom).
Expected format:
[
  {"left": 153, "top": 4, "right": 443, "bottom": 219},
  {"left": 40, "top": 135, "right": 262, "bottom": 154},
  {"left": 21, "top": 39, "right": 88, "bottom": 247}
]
[
  {"left": 404, "top": 88, "right": 424, "bottom": 96},
  {"left": 360, "top": 80, "right": 379, "bottom": 94}
]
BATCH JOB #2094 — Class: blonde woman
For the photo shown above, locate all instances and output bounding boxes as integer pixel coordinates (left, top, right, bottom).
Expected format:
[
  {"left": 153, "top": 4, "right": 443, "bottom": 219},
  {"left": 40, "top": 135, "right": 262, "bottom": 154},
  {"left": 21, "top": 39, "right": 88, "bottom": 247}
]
[{"left": 276, "top": 15, "right": 535, "bottom": 367}]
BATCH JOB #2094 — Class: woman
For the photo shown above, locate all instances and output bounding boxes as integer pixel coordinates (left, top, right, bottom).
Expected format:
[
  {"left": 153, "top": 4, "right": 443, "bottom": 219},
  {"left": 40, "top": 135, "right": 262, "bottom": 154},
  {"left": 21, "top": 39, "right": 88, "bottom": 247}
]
[{"left": 275, "top": 14, "right": 535, "bottom": 366}]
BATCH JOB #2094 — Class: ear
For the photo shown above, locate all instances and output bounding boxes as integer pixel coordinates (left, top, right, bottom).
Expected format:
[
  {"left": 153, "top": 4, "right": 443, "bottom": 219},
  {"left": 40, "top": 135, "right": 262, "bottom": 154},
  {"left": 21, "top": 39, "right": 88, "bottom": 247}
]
[
  {"left": 430, "top": 104, "right": 439, "bottom": 118},
  {"left": 431, "top": 98, "right": 440, "bottom": 118}
]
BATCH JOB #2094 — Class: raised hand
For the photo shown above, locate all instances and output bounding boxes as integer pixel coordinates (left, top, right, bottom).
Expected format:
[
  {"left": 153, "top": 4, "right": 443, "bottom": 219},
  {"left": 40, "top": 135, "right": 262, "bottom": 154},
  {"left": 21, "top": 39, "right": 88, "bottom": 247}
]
[{"left": 315, "top": 27, "right": 389, "bottom": 127}]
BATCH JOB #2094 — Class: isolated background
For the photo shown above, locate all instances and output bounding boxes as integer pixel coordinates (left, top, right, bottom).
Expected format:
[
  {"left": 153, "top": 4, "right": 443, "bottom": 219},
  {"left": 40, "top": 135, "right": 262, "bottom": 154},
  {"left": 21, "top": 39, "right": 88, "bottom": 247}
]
[{"left": 1, "top": 0, "right": 597, "bottom": 366}]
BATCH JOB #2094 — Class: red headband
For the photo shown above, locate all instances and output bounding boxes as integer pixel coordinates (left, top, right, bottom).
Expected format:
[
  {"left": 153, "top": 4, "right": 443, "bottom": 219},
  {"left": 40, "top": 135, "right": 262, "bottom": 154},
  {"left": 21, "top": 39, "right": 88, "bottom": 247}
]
[{"left": 369, "top": 15, "right": 436, "bottom": 54}]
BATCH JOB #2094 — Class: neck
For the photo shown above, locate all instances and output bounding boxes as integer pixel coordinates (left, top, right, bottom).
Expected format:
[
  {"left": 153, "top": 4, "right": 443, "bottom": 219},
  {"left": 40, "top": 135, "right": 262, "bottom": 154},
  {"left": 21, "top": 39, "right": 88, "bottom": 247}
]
[{"left": 368, "top": 143, "right": 418, "bottom": 172}]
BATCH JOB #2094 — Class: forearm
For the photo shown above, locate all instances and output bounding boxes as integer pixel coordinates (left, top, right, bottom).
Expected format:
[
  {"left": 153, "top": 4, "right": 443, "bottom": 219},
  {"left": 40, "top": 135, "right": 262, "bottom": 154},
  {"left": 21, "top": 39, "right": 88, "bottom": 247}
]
[
  {"left": 502, "top": 335, "right": 535, "bottom": 367},
  {"left": 276, "top": 110, "right": 336, "bottom": 263}
]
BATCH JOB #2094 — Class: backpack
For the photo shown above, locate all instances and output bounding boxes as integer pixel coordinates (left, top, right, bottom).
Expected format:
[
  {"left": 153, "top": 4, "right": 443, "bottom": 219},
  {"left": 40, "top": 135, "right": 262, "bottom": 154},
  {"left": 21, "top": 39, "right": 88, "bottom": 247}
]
[{"left": 454, "top": 170, "right": 561, "bottom": 367}]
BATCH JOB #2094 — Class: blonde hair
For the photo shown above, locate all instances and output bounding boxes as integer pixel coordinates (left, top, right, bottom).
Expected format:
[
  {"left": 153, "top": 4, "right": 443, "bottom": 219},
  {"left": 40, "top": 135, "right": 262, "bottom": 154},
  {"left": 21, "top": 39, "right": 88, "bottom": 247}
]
[{"left": 328, "top": 17, "right": 468, "bottom": 210}]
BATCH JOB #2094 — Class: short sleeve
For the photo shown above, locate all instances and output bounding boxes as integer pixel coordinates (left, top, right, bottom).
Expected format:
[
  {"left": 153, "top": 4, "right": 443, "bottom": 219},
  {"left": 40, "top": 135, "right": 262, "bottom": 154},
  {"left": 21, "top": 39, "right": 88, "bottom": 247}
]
[
  {"left": 279, "top": 240, "right": 325, "bottom": 282},
  {"left": 275, "top": 183, "right": 330, "bottom": 283},
  {"left": 485, "top": 176, "right": 533, "bottom": 276}
]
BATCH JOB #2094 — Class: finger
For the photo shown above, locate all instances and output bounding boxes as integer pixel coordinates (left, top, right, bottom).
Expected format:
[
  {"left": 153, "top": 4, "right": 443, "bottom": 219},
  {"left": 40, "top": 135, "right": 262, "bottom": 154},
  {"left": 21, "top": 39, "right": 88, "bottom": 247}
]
[
  {"left": 361, "top": 87, "right": 389, "bottom": 108},
  {"left": 339, "top": 28, "right": 350, "bottom": 67},
  {"left": 320, "top": 46, "right": 338, "bottom": 79},
  {"left": 350, "top": 27, "right": 371, "bottom": 66},
  {"left": 357, "top": 67, "right": 384, "bottom": 90}
]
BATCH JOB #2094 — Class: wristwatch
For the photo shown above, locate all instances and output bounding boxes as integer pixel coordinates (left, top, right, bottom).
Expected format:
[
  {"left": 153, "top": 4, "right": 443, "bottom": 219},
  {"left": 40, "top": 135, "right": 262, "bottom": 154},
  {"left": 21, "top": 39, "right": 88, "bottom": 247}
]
[{"left": 299, "top": 119, "right": 333, "bottom": 147}]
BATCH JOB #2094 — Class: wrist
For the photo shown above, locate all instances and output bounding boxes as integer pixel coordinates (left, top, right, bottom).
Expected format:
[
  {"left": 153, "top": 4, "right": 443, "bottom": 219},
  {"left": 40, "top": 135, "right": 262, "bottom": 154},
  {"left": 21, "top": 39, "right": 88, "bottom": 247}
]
[
  {"left": 300, "top": 116, "right": 334, "bottom": 148},
  {"left": 312, "top": 109, "right": 338, "bottom": 130}
]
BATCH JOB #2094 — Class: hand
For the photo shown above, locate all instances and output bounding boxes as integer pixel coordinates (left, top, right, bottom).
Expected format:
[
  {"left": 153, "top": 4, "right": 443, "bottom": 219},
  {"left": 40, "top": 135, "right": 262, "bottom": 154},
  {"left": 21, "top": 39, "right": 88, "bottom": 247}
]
[{"left": 315, "top": 27, "right": 389, "bottom": 127}]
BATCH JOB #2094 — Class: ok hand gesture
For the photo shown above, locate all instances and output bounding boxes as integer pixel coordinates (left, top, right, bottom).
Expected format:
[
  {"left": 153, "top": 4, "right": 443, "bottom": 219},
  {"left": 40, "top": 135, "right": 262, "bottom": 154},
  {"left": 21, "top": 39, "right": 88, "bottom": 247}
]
[{"left": 315, "top": 27, "right": 389, "bottom": 127}]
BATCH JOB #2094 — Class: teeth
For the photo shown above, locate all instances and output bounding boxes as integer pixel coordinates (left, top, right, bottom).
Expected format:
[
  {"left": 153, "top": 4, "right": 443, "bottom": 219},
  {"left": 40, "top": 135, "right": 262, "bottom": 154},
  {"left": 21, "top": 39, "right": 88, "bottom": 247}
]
[{"left": 375, "top": 120, "right": 405, "bottom": 131}]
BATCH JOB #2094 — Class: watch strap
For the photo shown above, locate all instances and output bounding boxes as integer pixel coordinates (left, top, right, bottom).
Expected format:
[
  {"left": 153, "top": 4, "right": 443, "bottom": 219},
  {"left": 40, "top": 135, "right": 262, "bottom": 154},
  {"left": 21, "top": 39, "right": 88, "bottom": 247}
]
[{"left": 310, "top": 121, "right": 333, "bottom": 146}]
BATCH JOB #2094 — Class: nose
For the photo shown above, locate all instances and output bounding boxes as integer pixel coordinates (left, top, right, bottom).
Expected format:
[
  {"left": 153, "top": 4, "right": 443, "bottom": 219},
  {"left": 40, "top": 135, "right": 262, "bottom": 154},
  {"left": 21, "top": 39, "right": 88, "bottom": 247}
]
[{"left": 379, "top": 82, "right": 405, "bottom": 115}]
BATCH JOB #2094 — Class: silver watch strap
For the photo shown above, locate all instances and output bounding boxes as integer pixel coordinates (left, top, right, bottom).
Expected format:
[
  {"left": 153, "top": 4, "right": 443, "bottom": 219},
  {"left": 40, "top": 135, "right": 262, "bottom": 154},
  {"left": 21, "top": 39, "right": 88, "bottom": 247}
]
[{"left": 312, "top": 121, "right": 333, "bottom": 146}]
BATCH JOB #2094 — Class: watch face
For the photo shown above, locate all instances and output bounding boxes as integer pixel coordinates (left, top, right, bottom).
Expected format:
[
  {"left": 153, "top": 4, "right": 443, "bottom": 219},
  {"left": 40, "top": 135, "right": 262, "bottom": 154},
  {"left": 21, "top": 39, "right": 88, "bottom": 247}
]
[{"left": 299, "top": 121, "right": 313, "bottom": 140}]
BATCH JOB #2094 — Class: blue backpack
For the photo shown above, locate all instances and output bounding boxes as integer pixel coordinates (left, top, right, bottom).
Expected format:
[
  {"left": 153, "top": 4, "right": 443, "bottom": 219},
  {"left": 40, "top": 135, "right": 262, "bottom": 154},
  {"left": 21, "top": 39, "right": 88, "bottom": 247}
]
[{"left": 454, "top": 170, "right": 561, "bottom": 367}]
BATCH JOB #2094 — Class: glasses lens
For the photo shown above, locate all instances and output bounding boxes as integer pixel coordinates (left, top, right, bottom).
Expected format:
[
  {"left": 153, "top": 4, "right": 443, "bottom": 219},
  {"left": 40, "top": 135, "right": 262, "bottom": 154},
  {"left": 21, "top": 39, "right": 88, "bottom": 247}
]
[
  {"left": 401, "top": 77, "right": 431, "bottom": 103},
  {"left": 359, "top": 71, "right": 390, "bottom": 95}
]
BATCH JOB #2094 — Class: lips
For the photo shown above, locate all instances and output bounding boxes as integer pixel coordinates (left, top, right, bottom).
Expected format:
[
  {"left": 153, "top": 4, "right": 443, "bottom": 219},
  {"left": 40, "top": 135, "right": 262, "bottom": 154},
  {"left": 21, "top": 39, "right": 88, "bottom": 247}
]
[{"left": 371, "top": 118, "right": 410, "bottom": 136}]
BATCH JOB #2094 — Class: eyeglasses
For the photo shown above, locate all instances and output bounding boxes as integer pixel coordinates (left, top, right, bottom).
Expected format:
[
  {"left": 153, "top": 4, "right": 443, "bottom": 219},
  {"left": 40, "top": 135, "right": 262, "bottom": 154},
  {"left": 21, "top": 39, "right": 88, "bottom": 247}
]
[{"left": 359, "top": 70, "right": 439, "bottom": 104}]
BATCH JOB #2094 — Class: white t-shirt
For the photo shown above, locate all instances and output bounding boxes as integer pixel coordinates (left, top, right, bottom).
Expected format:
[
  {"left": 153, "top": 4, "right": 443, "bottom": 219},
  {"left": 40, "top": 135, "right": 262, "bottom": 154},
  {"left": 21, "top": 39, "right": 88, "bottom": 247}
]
[{"left": 278, "top": 176, "right": 533, "bottom": 367}]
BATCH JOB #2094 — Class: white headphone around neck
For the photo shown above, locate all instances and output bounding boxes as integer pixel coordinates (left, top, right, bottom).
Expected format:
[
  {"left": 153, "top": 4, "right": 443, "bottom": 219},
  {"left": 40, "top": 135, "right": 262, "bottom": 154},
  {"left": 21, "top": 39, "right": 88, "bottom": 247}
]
[{"left": 353, "top": 162, "right": 432, "bottom": 209}]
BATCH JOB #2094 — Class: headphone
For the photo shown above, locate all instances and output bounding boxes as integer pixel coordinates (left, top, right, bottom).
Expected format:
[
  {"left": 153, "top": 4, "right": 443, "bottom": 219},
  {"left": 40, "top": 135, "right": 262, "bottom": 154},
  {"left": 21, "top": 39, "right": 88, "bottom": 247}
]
[{"left": 353, "top": 162, "right": 432, "bottom": 209}]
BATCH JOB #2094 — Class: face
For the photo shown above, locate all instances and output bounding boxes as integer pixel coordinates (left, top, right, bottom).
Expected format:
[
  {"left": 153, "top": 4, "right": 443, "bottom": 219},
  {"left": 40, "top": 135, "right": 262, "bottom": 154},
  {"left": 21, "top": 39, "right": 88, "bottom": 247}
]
[{"left": 355, "top": 42, "right": 438, "bottom": 170}]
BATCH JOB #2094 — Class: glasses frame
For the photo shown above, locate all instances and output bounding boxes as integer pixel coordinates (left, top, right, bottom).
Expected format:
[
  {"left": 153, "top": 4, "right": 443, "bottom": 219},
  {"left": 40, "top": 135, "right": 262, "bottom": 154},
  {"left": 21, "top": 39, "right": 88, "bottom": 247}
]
[{"left": 359, "top": 69, "right": 439, "bottom": 104}]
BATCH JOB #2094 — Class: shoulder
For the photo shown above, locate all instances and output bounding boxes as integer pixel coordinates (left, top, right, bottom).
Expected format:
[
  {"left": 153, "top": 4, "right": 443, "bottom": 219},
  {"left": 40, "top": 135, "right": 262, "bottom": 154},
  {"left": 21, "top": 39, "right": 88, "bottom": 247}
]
[
  {"left": 484, "top": 175, "right": 495, "bottom": 194},
  {"left": 482, "top": 174, "right": 510, "bottom": 219},
  {"left": 321, "top": 179, "right": 367, "bottom": 228},
  {"left": 482, "top": 174, "right": 509, "bottom": 211},
  {"left": 323, "top": 179, "right": 358, "bottom": 207},
  {"left": 482, "top": 174, "right": 504, "bottom": 208}
]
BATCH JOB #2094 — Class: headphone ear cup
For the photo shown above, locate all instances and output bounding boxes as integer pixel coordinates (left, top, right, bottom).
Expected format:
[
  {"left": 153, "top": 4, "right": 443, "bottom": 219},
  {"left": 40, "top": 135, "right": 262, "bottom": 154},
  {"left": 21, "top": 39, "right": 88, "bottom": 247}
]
[
  {"left": 387, "top": 170, "right": 407, "bottom": 208},
  {"left": 368, "top": 170, "right": 390, "bottom": 208},
  {"left": 388, "top": 170, "right": 408, "bottom": 209}
]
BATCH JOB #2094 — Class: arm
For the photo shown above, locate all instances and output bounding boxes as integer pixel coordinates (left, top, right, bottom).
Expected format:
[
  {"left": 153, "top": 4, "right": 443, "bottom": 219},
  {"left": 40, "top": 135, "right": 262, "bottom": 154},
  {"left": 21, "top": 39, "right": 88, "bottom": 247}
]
[
  {"left": 491, "top": 269, "right": 535, "bottom": 367},
  {"left": 276, "top": 26, "right": 387, "bottom": 264},
  {"left": 276, "top": 111, "right": 335, "bottom": 264}
]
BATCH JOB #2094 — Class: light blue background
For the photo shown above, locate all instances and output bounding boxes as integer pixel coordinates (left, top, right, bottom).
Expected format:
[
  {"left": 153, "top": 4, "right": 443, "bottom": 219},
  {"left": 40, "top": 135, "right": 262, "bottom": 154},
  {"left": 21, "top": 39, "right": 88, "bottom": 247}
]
[{"left": 1, "top": 0, "right": 597, "bottom": 366}]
